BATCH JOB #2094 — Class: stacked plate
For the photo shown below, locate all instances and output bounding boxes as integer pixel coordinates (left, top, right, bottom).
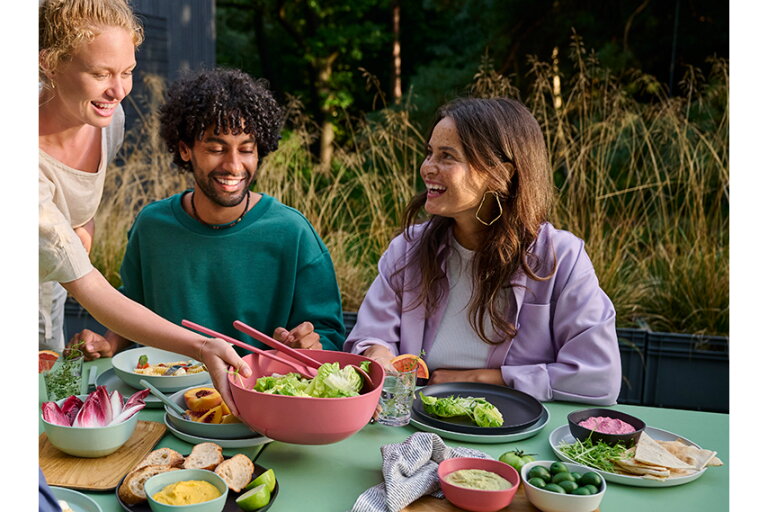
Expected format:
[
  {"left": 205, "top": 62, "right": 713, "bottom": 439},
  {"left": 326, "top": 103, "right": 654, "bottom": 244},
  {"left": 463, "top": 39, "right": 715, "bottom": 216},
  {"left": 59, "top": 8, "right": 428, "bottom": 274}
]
[
  {"left": 98, "top": 347, "right": 213, "bottom": 408},
  {"left": 409, "top": 383, "right": 549, "bottom": 443},
  {"left": 163, "top": 386, "right": 273, "bottom": 449}
]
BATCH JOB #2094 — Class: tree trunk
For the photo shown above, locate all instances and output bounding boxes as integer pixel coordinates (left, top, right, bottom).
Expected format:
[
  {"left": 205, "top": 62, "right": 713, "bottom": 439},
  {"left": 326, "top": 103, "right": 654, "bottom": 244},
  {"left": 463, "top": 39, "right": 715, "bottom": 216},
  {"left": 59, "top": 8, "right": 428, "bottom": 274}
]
[
  {"left": 392, "top": 0, "right": 402, "bottom": 104},
  {"left": 316, "top": 53, "right": 338, "bottom": 173}
]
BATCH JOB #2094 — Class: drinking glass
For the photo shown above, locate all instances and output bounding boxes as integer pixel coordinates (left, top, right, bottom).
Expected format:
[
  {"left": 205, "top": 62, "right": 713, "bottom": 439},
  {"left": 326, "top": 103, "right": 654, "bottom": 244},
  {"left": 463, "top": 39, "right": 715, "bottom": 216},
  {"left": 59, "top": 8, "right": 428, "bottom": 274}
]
[
  {"left": 377, "top": 366, "right": 418, "bottom": 426},
  {"left": 43, "top": 354, "right": 85, "bottom": 402}
]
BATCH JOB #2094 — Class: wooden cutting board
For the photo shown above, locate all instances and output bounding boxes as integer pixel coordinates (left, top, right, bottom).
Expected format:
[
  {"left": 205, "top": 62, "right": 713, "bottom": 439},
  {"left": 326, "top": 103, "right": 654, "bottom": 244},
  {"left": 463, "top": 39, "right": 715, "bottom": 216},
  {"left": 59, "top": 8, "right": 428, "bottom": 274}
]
[
  {"left": 39, "top": 420, "right": 166, "bottom": 491},
  {"left": 403, "top": 486, "right": 600, "bottom": 511}
]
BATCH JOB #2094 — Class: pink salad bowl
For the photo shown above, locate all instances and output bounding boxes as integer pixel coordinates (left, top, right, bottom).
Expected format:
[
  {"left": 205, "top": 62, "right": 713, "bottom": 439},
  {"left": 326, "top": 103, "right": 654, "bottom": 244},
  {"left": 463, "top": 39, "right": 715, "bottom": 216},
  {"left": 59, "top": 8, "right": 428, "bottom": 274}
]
[
  {"left": 438, "top": 457, "right": 521, "bottom": 512},
  {"left": 227, "top": 349, "right": 384, "bottom": 444}
]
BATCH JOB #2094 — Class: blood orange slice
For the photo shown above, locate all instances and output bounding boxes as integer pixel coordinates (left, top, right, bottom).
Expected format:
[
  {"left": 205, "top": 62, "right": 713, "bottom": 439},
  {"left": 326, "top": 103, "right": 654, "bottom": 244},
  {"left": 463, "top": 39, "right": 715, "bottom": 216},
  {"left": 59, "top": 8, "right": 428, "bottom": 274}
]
[
  {"left": 39, "top": 350, "right": 60, "bottom": 373},
  {"left": 391, "top": 354, "right": 429, "bottom": 379}
]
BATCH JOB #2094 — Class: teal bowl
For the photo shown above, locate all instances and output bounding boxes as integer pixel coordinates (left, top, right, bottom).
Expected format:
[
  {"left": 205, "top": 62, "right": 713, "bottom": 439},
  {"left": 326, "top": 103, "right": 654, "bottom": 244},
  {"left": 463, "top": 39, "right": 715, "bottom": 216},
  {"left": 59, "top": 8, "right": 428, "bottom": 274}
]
[
  {"left": 145, "top": 469, "right": 228, "bottom": 512},
  {"left": 113, "top": 347, "right": 211, "bottom": 393},
  {"left": 42, "top": 395, "right": 139, "bottom": 458}
]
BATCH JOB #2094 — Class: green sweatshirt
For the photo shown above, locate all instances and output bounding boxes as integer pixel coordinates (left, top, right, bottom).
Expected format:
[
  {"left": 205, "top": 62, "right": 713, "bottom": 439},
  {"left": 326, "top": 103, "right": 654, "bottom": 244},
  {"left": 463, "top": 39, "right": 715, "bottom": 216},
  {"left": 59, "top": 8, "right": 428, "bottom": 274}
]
[{"left": 119, "top": 191, "right": 345, "bottom": 351}]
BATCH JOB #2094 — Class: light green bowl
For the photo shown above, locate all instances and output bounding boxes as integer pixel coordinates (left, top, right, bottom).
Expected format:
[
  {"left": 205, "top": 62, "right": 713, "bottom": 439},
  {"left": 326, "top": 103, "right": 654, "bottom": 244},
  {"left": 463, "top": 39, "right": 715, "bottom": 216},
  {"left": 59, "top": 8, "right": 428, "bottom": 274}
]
[
  {"left": 112, "top": 347, "right": 211, "bottom": 393},
  {"left": 42, "top": 395, "right": 139, "bottom": 458},
  {"left": 145, "top": 469, "right": 228, "bottom": 512}
]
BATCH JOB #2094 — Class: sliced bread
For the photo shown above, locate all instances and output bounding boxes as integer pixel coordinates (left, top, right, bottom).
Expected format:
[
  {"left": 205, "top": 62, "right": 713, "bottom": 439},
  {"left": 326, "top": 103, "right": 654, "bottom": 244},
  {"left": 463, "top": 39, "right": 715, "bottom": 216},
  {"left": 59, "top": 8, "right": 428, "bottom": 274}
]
[
  {"left": 134, "top": 447, "right": 184, "bottom": 471},
  {"left": 214, "top": 453, "right": 255, "bottom": 492},
  {"left": 182, "top": 441, "right": 224, "bottom": 470},
  {"left": 118, "top": 464, "right": 180, "bottom": 505}
]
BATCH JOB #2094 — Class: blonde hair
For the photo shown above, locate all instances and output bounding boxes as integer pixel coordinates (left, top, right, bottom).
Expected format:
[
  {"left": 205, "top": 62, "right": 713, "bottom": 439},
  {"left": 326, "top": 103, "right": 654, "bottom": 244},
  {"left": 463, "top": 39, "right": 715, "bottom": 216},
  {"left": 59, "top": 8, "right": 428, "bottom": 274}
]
[{"left": 39, "top": 0, "right": 144, "bottom": 84}]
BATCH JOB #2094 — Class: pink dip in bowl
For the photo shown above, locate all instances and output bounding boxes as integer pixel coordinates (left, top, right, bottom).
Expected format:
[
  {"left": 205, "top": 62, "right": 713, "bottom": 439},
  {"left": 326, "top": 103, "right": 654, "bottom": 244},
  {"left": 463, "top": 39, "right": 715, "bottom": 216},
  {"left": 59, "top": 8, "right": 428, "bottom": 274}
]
[{"left": 578, "top": 416, "right": 636, "bottom": 434}]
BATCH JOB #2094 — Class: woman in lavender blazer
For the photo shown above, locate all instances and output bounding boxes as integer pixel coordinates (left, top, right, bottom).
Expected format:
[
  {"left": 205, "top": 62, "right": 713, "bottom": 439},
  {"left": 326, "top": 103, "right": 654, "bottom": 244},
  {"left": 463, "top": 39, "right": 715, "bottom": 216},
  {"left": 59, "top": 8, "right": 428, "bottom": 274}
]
[{"left": 344, "top": 97, "right": 621, "bottom": 405}]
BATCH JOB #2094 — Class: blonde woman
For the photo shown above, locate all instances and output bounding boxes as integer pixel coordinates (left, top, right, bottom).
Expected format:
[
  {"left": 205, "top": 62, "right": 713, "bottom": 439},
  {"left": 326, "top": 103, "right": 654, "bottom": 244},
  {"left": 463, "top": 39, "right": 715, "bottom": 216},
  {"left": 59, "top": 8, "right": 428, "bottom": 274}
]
[{"left": 39, "top": 0, "right": 250, "bottom": 413}]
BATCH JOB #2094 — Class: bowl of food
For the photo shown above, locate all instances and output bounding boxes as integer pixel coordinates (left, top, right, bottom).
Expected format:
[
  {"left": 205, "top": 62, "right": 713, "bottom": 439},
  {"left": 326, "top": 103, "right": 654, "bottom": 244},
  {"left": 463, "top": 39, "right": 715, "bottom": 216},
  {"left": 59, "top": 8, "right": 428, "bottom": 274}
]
[
  {"left": 166, "top": 386, "right": 259, "bottom": 440},
  {"left": 113, "top": 347, "right": 210, "bottom": 392},
  {"left": 41, "top": 387, "right": 147, "bottom": 457},
  {"left": 227, "top": 350, "right": 384, "bottom": 444},
  {"left": 437, "top": 457, "right": 520, "bottom": 512},
  {"left": 521, "top": 460, "right": 606, "bottom": 512},
  {"left": 567, "top": 407, "right": 646, "bottom": 447},
  {"left": 144, "top": 468, "right": 228, "bottom": 512}
]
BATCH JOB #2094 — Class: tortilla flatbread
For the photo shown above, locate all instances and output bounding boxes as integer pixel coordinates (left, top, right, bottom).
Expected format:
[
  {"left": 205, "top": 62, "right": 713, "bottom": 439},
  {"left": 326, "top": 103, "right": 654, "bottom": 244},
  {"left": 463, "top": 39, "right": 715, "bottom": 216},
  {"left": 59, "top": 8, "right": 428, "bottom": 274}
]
[
  {"left": 613, "top": 458, "right": 671, "bottom": 478},
  {"left": 657, "top": 439, "right": 718, "bottom": 470},
  {"left": 634, "top": 432, "right": 695, "bottom": 470}
]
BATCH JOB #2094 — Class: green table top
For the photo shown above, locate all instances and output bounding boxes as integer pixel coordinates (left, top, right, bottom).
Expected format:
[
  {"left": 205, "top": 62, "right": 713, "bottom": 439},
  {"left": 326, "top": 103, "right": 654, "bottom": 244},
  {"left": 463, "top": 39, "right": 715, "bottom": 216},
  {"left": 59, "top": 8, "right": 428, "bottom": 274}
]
[{"left": 41, "top": 359, "right": 729, "bottom": 511}]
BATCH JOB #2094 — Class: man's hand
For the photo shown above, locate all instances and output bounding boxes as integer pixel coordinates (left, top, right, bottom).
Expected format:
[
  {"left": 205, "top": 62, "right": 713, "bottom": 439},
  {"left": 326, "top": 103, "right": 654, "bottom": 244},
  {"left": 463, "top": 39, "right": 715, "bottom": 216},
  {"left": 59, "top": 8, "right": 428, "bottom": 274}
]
[
  {"left": 68, "top": 329, "right": 116, "bottom": 361},
  {"left": 273, "top": 322, "right": 322, "bottom": 350}
]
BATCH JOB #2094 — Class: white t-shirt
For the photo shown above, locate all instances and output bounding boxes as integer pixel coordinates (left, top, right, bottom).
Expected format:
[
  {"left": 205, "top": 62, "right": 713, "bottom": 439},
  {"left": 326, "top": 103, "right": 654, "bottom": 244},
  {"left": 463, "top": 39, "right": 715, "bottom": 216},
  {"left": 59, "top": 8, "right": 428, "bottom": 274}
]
[
  {"left": 425, "top": 235, "right": 508, "bottom": 370},
  {"left": 38, "top": 104, "right": 125, "bottom": 284}
]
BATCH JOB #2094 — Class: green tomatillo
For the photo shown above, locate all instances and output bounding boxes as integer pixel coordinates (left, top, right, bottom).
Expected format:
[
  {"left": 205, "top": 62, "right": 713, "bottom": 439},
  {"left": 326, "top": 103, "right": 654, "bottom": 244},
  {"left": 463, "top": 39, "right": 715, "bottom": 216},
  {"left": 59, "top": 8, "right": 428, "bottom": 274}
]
[{"left": 498, "top": 449, "right": 536, "bottom": 472}]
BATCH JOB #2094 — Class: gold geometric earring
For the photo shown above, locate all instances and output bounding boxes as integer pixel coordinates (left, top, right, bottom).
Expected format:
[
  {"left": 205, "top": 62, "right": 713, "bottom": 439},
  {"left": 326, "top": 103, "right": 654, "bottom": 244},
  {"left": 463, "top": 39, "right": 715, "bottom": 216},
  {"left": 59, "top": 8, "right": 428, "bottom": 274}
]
[{"left": 475, "top": 191, "right": 503, "bottom": 226}]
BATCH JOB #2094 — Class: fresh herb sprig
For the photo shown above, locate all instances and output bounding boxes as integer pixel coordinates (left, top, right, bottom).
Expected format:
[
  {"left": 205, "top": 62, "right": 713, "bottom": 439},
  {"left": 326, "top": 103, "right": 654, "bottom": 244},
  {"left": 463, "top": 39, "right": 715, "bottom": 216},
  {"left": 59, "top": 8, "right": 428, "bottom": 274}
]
[{"left": 557, "top": 437, "right": 628, "bottom": 472}]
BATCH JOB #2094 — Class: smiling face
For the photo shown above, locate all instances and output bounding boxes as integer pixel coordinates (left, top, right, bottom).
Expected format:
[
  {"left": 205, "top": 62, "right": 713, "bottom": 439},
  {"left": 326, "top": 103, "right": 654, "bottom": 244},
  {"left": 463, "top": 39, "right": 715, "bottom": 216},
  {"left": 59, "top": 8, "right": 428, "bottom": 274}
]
[
  {"left": 44, "top": 26, "right": 136, "bottom": 129},
  {"left": 421, "top": 117, "right": 490, "bottom": 231},
  {"left": 180, "top": 126, "right": 259, "bottom": 208}
]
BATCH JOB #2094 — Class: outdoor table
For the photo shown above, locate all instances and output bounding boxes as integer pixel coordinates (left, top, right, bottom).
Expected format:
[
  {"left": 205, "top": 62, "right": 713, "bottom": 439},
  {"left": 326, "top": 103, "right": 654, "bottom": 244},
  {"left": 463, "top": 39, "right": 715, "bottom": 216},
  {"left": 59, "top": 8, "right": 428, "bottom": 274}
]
[{"left": 41, "top": 359, "right": 729, "bottom": 511}]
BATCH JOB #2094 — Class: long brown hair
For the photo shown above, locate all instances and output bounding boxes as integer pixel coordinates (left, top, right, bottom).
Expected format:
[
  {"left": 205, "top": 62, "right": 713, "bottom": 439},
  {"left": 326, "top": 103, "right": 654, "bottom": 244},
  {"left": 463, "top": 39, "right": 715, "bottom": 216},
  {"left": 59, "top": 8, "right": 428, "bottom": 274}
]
[{"left": 399, "top": 97, "right": 555, "bottom": 344}]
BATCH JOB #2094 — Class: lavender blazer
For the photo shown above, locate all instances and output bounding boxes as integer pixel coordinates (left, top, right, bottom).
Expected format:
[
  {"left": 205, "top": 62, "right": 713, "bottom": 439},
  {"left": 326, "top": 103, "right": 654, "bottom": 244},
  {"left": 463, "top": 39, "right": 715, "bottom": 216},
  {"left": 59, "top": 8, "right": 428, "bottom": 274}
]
[{"left": 343, "top": 222, "right": 621, "bottom": 405}]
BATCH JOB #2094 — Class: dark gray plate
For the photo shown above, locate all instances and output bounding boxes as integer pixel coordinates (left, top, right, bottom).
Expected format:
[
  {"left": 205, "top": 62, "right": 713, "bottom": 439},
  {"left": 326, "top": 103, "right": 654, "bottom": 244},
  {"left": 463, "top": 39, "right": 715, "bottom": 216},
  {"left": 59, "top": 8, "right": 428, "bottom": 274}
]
[
  {"left": 115, "top": 462, "right": 278, "bottom": 512},
  {"left": 413, "top": 382, "right": 544, "bottom": 435}
]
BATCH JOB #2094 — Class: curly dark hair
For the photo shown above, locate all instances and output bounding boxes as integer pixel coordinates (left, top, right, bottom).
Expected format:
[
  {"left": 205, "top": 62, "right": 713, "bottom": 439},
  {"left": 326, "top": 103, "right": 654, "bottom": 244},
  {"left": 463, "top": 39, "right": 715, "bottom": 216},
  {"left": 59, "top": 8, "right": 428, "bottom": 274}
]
[{"left": 159, "top": 68, "right": 284, "bottom": 173}]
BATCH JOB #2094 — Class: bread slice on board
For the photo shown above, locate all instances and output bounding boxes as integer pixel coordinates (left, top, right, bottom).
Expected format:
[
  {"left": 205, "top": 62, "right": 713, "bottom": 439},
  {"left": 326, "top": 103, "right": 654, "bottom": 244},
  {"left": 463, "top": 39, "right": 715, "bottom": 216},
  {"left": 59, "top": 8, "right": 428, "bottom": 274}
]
[
  {"left": 215, "top": 453, "right": 255, "bottom": 492},
  {"left": 134, "top": 447, "right": 185, "bottom": 471},
  {"left": 182, "top": 442, "right": 224, "bottom": 470},
  {"left": 118, "top": 464, "right": 180, "bottom": 505}
]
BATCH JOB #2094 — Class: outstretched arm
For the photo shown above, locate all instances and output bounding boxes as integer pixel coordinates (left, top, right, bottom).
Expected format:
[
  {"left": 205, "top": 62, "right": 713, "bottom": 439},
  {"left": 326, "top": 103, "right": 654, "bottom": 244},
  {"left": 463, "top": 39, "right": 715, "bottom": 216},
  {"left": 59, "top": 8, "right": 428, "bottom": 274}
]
[{"left": 62, "top": 269, "right": 252, "bottom": 415}]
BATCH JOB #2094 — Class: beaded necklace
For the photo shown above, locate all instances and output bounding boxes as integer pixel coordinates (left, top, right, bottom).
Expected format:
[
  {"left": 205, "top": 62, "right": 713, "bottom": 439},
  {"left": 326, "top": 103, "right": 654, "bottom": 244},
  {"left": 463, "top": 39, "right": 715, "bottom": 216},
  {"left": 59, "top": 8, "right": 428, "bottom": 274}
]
[{"left": 190, "top": 190, "right": 250, "bottom": 230}]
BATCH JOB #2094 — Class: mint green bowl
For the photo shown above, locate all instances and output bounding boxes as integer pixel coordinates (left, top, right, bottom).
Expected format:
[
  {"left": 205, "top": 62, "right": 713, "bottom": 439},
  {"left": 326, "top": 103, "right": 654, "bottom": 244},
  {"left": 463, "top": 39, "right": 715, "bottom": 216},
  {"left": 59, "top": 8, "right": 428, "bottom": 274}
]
[
  {"left": 145, "top": 469, "right": 229, "bottom": 512},
  {"left": 42, "top": 395, "right": 139, "bottom": 458}
]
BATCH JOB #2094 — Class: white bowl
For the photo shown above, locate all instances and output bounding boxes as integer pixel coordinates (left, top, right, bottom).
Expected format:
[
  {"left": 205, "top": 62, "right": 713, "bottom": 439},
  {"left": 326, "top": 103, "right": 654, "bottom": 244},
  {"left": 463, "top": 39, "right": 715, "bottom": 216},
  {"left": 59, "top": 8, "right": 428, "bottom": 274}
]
[
  {"left": 521, "top": 460, "right": 606, "bottom": 512},
  {"left": 112, "top": 347, "right": 211, "bottom": 392},
  {"left": 42, "top": 395, "right": 139, "bottom": 458}
]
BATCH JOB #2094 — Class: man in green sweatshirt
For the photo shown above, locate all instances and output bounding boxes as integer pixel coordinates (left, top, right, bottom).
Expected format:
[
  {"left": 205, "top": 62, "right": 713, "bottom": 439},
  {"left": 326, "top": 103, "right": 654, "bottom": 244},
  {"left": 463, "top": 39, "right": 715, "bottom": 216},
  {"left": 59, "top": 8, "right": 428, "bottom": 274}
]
[{"left": 70, "top": 68, "right": 345, "bottom": 358}]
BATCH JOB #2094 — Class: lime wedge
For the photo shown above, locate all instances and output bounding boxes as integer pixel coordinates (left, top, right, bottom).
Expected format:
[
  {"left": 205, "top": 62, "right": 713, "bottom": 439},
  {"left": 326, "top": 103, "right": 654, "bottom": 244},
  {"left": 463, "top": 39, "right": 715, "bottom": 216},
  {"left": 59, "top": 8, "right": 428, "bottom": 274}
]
[
  {"left": 236, "top": 483, "right": 270, "bottom": 511},
  {"left": 245, "top": 468, "right": 276, "bottom": 493}
]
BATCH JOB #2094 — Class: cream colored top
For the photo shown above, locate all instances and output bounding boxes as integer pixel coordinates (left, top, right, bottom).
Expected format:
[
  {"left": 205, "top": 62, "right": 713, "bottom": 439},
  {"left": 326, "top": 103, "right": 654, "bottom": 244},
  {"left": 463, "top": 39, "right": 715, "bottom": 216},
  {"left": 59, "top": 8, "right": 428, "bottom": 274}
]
[
  {"left": 425, "top": 235, "right": 505, "bottom": 370},
  {"left": 39, "top": 104, "right": 125, "bottom": 283}
]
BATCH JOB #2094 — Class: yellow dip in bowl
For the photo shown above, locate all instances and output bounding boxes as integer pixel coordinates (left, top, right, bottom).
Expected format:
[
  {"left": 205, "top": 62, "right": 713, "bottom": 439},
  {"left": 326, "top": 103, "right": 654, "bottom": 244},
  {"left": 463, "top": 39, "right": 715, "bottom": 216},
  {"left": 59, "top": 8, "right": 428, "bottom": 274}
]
[
  {"left": 445, "top": 469, "right": 513, "bottom": 490},
  {"left": 152, "top": 480, "right": 222, "bottom": 505}
]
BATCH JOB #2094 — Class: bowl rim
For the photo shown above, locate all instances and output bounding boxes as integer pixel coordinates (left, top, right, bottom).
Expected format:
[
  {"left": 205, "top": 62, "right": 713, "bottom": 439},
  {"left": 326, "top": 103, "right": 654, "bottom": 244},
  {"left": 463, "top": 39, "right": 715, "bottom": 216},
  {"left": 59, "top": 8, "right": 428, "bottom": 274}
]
[
  {"left": 144, "top": 468, "right": 229, "bottom": 506},
  {"left": 227, "top": 351, "right": 383, "bottom": 400},
  {"left": 437, "top": 457, "right": 521, "bottom": 493},
  {"left": 520, "top": 459, "right": 607, "bottom": 497},
  {"left": 567, "top": 407, "right": 646, "bottom": 435},
  {"left": 112, "top": 347, "right": 207, "bottom": 380}
]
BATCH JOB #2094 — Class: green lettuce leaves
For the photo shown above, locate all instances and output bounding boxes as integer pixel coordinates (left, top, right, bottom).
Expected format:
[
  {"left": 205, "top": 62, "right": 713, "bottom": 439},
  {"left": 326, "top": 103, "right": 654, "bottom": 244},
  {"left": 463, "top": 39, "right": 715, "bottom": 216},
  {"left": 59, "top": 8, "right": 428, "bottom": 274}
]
[
  {"left": 419, "top": 392, "right": 504, "bottom": 427},
  {"left": 254, "top": 362, "right": 364, "bottom": 398}
]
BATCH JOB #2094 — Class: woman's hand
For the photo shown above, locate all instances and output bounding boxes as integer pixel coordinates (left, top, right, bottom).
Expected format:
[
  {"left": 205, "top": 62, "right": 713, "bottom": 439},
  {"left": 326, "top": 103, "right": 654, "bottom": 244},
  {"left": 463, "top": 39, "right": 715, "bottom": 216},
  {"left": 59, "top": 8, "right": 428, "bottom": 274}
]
[
  {"left": 273, "top": 322, "right": 321, "bottom": 350},
  {"left": 428, "top": 368, "right": 506, "bottom": 386},
  {"left": 362, "top": 344, "right": 397, "bottom": 372},
  {"left": 197, "top": 337, "right": 252, "bottom": 417}
]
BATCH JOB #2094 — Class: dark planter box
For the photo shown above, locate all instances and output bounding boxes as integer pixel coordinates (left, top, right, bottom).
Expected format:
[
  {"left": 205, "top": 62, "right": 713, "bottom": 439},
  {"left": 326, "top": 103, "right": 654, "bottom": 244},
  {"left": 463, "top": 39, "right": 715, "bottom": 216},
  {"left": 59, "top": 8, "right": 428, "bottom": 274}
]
[
  {"left": 642, "top": 332, "right": 729, "bottom": 413},
  {"left": 64, "top": 298, "right": 107, "bottom": 341},
  {"left": 616, "top": 328, "right": 647, "bottom": 406}
]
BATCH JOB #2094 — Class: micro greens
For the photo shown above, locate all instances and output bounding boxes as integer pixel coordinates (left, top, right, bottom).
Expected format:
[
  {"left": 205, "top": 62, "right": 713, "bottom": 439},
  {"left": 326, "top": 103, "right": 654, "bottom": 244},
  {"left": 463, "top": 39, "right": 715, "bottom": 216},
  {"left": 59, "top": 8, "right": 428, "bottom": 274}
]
[{"left": 557, "top": 437, "right": 628, "bottom": 472}]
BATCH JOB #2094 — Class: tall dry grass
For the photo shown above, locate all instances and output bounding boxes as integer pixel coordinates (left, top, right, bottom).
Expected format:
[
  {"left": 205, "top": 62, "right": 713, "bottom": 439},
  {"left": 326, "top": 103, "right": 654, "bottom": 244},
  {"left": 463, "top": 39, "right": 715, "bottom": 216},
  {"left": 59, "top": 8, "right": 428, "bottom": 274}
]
[{"left": 92, "top": 44, "right": 728, "bottom": 336}]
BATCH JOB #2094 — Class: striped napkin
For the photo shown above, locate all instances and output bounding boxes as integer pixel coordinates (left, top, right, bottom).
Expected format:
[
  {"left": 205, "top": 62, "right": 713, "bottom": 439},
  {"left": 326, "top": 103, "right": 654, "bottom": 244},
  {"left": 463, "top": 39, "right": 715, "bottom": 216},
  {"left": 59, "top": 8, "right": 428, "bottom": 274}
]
[{"left": 350, "top": 432, "right": 492, "bottom": 512}]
